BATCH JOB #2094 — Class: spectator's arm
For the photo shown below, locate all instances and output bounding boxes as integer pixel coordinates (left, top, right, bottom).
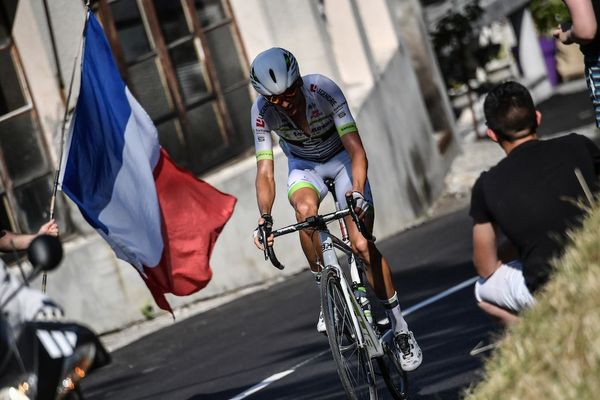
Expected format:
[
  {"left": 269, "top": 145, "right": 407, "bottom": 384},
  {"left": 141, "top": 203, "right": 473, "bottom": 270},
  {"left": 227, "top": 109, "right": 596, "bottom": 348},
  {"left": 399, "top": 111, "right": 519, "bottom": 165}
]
[
  {"left": 0, "top": 230, "right": 36, "bottom": 252},
  {"left": 472, "top": 221, "right": 502, "bottom": 278},
  {"left": 0, "top": 219, "right": 58, "bottom": 252},
  {"left": 553, "top": 0, "right": 597, "bottom": 44}
]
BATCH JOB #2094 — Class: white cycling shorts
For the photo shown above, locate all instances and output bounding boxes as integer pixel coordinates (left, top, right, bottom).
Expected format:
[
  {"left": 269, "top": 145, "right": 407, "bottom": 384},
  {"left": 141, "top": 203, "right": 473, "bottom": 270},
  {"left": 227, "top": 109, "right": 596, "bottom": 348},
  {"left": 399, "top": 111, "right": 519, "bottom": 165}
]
[
  {"left": 286, "top": 150, "right": 373, "bottom": 209},
  {"left": 474, "top": 260, "right": 535, "bottom": 313}
]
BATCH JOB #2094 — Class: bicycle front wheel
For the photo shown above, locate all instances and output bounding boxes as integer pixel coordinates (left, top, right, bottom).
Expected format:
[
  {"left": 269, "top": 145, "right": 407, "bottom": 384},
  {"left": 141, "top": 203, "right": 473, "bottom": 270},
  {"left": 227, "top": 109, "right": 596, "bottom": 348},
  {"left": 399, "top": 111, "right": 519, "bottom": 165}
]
[
  {"left": 321, "top": 267, "right": 377, "bottom": 400},
  {"left": 377, "top": 341, "right": 409, "bottom": 399}
]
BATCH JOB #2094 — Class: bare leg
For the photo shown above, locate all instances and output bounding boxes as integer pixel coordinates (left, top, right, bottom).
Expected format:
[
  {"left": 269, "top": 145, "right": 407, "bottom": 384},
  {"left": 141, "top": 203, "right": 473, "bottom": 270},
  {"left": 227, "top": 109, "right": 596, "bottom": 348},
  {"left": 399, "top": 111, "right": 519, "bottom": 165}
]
[
  {"left": 478, "top": 300, "right": 520, "bottom": 325},
  {"left": 346, "top": 213, "right": 412, "bottom": 336},
  {"left": 290, "top": 188, "right": 322, "bottom": 272},
  {"left": 344, "top": 214, "right": 395, "bottom": 300}
]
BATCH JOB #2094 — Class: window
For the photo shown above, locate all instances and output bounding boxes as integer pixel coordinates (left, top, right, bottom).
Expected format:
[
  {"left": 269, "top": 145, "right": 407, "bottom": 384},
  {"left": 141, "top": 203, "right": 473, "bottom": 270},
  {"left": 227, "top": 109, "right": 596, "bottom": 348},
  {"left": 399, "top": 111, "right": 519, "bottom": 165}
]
[
  {"left": 0, "top": 4, "right": 72, "bottom": 240},
  {"left": 96, "top": 0, "right": 254, "bottom": 175}
]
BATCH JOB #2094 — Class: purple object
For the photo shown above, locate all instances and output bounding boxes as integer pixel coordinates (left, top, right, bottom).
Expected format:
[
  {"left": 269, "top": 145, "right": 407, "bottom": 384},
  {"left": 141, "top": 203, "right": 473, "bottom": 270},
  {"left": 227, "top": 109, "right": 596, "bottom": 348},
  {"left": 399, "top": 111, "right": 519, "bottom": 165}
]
[{"left": 539, "top": 36, "right": 559, "bottom": 87}]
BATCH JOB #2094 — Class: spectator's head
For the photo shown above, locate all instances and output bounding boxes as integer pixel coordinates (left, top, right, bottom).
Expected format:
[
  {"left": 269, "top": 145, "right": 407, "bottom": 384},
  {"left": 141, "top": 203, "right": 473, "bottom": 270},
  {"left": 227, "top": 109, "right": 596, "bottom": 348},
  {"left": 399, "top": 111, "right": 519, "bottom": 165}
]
[{"left": 484, "top": 81, "right": 539, "bottom": 142}]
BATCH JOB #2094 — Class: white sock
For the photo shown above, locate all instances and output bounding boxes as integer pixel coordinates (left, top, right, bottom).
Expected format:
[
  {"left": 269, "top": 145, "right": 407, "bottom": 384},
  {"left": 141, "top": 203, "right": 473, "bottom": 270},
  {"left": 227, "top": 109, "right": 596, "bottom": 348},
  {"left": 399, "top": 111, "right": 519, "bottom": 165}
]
[{"left": 381, "top": 292, "right": 408, "bottom": 333}]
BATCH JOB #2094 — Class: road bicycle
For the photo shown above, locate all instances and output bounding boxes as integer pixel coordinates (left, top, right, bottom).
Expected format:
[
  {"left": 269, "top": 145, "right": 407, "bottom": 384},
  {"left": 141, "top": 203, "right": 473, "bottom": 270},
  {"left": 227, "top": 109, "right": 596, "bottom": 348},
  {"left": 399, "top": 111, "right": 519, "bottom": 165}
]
[{"left": 259, "top": 179, "right": 409, "bottom": 399}]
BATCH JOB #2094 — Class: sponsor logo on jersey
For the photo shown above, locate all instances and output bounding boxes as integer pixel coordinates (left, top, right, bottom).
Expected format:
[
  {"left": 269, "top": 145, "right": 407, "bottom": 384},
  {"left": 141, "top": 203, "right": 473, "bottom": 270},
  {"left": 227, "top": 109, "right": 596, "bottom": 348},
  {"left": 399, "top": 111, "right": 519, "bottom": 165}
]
[
  {"left": 333, "top": 102, "right": 347, "bottom": 112},
  {"left": 310, "top": 84, "right": 318, "bottom": 92},
  {"left": 317, "top": 88, "right": 337, "bottom": 107},
  {"left": 338, "top": 111, "right": 346, "bottom": 118},
  {"left": 311, "top": 109, "right": 322, "bottom": 119},
  {"left": 256, "top": 118, "right": 265, "bottom": 128}
]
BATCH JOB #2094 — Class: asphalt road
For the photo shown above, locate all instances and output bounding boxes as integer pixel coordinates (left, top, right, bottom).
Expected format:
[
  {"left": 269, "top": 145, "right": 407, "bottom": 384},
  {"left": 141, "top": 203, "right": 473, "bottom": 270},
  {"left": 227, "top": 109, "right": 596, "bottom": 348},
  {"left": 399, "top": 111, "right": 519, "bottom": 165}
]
[
  {"left": 80, "top": 208, "right": 502, "bottom": 400},
  {"left": 536, "top": 85, "right": 595, "bottom": 136}
]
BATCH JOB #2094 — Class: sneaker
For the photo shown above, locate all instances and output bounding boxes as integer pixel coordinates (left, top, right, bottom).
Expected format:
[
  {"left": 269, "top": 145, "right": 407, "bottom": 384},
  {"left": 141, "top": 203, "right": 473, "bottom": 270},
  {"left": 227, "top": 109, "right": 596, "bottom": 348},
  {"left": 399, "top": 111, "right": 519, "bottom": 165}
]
[
  {"left": 394, "top": 330, "right": 423, "bottom": 371},
  {"left": 317, "top": 309, "right": 326, "bottom": 334}
]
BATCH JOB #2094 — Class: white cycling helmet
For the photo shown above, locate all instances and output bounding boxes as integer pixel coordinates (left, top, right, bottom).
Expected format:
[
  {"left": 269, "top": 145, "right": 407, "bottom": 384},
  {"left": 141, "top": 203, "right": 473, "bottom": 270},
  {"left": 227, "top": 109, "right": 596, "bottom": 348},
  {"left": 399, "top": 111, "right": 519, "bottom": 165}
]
[{"left": 250, "top": 47, "right": 300, "bottom": 96}]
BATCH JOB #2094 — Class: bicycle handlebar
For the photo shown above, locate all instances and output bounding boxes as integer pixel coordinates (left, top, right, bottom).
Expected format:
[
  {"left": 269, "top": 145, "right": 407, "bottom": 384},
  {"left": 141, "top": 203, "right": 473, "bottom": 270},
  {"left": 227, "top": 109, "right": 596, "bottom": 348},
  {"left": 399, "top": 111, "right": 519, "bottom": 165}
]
[
  {"left": 259, "top": 220, "right": 284, "bottom": 270},
  {"left": 259, "top": 194, "right": 375, "bottom": 270},
  {"left": 345, "top": 193, "right": 375, "bottom": 242}
]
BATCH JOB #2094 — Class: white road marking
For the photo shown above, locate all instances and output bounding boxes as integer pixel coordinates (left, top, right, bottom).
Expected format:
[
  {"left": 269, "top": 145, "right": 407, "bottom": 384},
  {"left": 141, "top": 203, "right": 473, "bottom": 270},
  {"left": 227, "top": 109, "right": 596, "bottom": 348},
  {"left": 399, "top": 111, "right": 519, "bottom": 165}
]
[
  {"left": 402, "top": 276, "right": 479, "bottom": 316},
  {"left": 229, "top": 351, "right": 328, "bottom": 400},
  {"left": 228, "top": 276, "right": 478, "bottom": 400}
]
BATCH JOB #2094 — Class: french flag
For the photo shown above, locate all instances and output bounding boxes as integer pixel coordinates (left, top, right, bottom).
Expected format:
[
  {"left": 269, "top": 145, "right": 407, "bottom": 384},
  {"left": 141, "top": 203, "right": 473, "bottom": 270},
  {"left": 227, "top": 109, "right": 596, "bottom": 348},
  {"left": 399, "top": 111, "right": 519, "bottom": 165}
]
[{"left": 58, "top": 12, "right": 236, "bottom": 312}]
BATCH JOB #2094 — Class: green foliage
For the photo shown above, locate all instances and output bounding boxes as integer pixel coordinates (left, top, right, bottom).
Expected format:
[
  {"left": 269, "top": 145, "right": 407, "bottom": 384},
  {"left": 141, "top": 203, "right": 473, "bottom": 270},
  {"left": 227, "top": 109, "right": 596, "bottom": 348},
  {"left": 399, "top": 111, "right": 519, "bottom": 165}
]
[
  {"left": 431, "top": 0, "right": 500, "bottom": 88},
  {"left": 528, "top": 0, "right": 571, "bottom": 35},
  {"left": 140, "top": 300, "right": 156, "bottom": 320}
]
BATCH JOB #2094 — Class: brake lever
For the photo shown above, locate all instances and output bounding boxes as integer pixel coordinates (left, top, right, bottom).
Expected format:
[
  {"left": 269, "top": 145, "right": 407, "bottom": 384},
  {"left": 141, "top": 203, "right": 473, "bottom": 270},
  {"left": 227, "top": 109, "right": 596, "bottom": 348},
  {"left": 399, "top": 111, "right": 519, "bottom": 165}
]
[
  {"left": 345, "top": 193, "right": 376, "bottom": 242},
  {"left": 259, "top": 223, "right": 270, "bottom": 261}
]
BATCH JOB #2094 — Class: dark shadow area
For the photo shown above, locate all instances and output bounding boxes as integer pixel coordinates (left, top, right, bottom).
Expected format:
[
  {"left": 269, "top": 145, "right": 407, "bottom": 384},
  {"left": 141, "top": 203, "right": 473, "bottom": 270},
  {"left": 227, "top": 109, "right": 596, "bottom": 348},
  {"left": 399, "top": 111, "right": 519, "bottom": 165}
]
[{"left": 536, "top": 87, "right": 595, "bottom": 137}]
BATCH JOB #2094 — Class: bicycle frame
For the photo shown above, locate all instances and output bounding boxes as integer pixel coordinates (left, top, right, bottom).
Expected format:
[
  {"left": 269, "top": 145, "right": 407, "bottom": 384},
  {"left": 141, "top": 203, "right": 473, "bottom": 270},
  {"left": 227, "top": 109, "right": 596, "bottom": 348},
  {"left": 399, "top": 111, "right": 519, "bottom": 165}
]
[
  {"left": 320, "top": 230, "right": 384, "bottom": 358},
  {"left": 262, "top": 191, "right": 384, "bottom": 359}
]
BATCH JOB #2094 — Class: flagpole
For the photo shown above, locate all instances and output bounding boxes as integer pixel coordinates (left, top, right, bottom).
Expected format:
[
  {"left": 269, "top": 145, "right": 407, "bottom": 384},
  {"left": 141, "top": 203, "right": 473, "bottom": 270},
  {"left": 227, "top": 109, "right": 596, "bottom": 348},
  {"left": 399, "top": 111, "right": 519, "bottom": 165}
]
[{"left": 42, "top": 8, "right": 90, "bottom": 293}]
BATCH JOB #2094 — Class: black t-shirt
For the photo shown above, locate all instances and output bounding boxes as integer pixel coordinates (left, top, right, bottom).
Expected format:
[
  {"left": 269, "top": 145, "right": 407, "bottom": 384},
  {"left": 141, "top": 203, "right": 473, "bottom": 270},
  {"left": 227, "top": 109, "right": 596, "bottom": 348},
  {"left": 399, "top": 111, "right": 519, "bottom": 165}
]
[{"left": 470, "top": 133, "right": 600, "bottom": 293}]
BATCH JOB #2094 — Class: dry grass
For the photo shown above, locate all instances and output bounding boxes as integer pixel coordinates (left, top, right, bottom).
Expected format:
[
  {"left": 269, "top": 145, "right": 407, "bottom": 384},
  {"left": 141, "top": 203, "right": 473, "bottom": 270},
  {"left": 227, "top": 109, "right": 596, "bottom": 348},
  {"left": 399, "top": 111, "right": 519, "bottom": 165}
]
[{"left": 465, "top": 201, "right": 600, "bottom": 400}]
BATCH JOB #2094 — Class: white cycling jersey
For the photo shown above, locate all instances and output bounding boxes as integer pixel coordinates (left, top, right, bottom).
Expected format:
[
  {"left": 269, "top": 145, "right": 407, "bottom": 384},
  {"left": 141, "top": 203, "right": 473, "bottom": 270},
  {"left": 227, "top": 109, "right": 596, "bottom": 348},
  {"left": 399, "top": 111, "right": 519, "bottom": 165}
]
[{"left": 251, "top": 74, "right": 358, "bottom": 163}]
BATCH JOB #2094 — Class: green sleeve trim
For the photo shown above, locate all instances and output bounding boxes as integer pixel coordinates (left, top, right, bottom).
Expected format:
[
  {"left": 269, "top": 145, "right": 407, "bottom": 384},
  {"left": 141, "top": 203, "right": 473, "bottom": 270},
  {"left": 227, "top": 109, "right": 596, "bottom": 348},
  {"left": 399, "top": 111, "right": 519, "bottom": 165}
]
[
  {"left": 256, "top": 150, "right": 274, "bottom": 161},
  {"left": 288, "top": 181, "right": 320, "bottom": 200},
  {"left": 338, "top": 122, "right": 358, "bottom": 137}
]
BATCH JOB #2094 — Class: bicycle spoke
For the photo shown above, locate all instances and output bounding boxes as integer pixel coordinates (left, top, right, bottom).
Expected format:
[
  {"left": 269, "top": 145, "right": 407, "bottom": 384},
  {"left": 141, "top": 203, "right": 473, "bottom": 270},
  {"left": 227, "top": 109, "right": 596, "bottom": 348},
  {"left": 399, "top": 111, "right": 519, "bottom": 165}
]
[
  {"left": 322, "top": 268, "right": 377, "bottom": 399},
  {"left": 376, "top": 340, "right": 409, "bottom": 399}
]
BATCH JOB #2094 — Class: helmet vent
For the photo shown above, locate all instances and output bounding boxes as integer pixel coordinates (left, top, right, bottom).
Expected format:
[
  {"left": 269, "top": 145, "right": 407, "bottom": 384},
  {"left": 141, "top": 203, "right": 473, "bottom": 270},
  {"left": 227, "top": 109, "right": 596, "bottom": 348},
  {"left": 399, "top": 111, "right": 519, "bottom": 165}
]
[{"left": 269, "top": 68, "right": 277, "bottom": 83}]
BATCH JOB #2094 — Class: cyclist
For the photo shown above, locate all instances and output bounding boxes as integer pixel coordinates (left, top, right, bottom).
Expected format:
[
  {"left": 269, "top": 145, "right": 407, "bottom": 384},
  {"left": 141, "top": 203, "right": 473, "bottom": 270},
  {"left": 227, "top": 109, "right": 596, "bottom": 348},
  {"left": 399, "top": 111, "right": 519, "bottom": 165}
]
[
  {"left": 471, "top": 81, "right": 600, "bottom": 324},
  {"left": 250, "top": 47, "right": 422, "bottom": 371}
]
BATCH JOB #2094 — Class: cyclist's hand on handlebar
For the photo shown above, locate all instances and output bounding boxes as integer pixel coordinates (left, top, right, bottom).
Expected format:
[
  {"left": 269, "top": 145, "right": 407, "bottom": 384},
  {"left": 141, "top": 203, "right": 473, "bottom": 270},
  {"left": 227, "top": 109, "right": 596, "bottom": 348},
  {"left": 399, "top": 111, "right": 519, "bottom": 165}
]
[
  {"left": 349, "top": 191, "right": 371, "bottom": 219},
  {"left": 253, "top": 226, "right": 273, "bottom": 250},
  {"left": 253, "top": 214, "right": 274, "bottom": 250}
]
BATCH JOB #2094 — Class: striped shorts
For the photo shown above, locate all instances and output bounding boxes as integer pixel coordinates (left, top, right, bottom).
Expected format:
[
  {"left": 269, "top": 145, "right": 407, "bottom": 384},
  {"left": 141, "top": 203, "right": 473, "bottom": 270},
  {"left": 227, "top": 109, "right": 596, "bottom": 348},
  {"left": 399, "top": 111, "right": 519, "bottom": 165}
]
[{"left": 585, "top": 54, "right": 600, "bottom": 128}]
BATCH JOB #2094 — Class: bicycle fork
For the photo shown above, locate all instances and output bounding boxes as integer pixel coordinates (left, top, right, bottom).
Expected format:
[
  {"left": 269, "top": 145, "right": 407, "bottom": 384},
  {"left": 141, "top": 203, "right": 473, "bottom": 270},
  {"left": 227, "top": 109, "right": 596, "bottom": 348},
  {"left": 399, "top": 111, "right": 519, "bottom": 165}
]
[{"left": 320, "top": 231, "right": 384, "bottom": 358}]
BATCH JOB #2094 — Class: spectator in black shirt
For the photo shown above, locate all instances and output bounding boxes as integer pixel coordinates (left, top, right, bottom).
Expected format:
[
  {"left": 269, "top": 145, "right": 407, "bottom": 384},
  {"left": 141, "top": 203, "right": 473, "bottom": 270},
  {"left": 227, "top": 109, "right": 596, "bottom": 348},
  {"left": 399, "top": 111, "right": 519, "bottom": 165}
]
[{"left": 470, "top": 81, "right": 600, "bottom": 324}]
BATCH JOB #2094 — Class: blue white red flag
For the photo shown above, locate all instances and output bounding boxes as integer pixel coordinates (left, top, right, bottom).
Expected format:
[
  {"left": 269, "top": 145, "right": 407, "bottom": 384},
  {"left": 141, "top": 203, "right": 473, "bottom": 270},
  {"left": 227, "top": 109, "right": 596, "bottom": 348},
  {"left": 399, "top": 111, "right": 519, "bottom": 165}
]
[{"left": 58, "top": 12, "right": 236, "bottom": 311}]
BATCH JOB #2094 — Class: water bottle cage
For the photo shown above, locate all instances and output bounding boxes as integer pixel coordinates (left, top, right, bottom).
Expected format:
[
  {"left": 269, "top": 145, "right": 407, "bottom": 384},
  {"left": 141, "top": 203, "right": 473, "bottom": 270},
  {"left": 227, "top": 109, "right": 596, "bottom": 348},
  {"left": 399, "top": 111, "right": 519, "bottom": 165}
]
[
  {"left": 352, "top": 283, "right": 371, "bottom": 318},
  {"left": 353, "top": 285, "right": 373, "bottom": 325}
]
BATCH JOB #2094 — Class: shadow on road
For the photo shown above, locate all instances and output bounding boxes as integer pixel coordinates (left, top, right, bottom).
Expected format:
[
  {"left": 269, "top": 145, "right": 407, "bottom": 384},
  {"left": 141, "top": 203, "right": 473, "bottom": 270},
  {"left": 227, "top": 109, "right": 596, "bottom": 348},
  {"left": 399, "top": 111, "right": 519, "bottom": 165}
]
[{"left": 537, "top": 88, "right": 595, "bottom": 137}]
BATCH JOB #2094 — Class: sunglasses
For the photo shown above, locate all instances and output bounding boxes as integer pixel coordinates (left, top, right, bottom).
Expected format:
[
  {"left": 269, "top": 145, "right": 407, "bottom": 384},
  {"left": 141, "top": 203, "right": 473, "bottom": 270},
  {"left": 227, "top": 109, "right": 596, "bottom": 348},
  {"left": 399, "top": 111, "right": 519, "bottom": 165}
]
[{"left": 266, "top": 79, "right": 302, "bottom": 105}]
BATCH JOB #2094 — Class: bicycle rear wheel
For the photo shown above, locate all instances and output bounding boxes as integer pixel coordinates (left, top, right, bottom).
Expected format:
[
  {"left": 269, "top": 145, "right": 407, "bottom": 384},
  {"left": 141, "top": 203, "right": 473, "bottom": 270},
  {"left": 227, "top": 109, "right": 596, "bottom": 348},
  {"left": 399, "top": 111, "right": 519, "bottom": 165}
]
[
  {"left": 376, "top": 341, "right": 409, "bottom": 399},
  {"left": 321, "top": 267, "right": 377, "bottom": 400}
]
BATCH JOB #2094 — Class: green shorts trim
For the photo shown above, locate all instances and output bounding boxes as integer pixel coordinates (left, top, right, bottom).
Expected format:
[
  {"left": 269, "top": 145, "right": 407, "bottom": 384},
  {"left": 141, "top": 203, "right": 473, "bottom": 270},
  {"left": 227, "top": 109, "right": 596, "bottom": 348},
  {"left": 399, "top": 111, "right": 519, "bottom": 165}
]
[{"left": 288, "top": 181, "right": 320, "bottom": 200}]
